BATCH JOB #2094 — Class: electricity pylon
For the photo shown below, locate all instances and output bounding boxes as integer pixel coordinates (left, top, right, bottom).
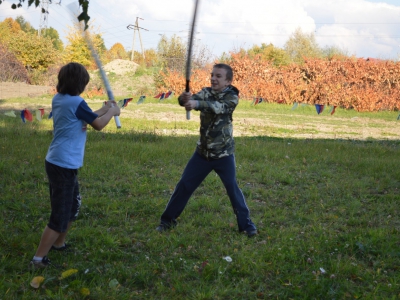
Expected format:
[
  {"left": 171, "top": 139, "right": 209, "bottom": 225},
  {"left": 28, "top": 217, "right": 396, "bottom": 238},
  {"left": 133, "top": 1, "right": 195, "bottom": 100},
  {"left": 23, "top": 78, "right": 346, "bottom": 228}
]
[
  {"left": 127, "top": 17, "right": 148, "bottom": 61},
  {"left": 38, "top": 0, "right": 50, "bottom": 37}
]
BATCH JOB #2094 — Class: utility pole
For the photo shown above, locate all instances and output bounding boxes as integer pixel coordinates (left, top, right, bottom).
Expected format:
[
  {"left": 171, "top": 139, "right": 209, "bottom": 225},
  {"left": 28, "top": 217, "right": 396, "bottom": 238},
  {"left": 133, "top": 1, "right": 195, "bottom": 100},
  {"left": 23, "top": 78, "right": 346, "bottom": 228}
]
[
  {"left": 38, "top": 0, "right": 50, "bottom": 37},
  {"left": 127, "top": 17, "right": 148, "bottom": 61}
]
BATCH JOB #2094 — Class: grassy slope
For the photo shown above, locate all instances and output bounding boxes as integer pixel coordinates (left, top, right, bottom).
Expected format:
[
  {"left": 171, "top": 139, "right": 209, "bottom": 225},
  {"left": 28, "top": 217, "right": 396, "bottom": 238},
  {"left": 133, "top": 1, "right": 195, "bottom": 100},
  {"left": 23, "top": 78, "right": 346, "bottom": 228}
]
[{"left": 0, "top": 95, "right": 399, "bottom": 299}]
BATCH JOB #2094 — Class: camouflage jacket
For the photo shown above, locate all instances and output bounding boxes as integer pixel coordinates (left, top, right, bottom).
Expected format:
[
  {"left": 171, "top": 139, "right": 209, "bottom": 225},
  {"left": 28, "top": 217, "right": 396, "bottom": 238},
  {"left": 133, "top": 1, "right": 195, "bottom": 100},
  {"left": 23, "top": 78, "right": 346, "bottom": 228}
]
[{"left": 179, "top": 85, "right": 239, "bottom": 159}]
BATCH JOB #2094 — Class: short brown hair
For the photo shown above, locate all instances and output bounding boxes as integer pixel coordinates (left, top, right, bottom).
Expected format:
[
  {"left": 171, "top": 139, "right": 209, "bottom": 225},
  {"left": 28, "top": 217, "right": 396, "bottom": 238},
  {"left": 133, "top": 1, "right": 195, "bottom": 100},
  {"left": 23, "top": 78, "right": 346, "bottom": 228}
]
[
  {"left": 213, "top": 63, "right": 233, "bottom": 81},
  {"left": 56, "top": 62, "right": 90, "bottom": 95}
]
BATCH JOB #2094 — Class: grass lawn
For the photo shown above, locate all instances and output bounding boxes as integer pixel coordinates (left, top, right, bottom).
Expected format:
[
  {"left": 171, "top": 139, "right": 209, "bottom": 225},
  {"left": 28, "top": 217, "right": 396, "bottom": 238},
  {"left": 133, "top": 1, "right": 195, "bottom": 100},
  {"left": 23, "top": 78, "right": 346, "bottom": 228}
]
[{"left": 1, "top": 95, "right": 399, "bottom": 299}]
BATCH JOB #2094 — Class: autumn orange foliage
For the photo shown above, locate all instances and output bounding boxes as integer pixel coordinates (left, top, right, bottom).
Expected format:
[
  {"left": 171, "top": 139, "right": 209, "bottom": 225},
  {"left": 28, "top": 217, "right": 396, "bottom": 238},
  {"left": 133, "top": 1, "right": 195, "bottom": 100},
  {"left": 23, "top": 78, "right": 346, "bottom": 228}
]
[
  {"left": 157, "top": 68, "right": 210, "bottom": 96},
  {"left": 84, "top": 87, "right": 104, "bottom": 99},
  {"left": 157, "top": 53, "right": 400, "bottom": 112}
]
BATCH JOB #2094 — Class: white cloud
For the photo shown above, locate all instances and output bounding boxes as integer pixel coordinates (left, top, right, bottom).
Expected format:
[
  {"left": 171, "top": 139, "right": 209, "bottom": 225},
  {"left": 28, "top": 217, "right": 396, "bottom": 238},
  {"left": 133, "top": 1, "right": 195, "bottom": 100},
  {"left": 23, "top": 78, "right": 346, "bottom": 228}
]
[{"left": 304, "top": 0, "right": 400, "bottom": 58}]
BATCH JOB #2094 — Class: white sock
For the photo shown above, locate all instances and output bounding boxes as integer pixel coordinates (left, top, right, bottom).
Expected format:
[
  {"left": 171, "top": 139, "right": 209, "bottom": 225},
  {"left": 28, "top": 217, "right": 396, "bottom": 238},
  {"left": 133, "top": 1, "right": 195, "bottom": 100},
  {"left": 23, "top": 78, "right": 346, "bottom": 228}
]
[
  {"left": 53, "top": 243, "right": 65, "bottom": 249},
  {"left": 33, "top": 256, "right": 43, "bottom": 261}
]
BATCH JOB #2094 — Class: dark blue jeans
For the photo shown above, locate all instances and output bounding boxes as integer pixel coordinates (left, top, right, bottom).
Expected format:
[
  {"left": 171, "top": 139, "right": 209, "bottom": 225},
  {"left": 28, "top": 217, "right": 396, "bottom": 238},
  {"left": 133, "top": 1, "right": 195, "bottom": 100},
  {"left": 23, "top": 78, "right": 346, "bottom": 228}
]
[{"left": 160, "top": 152, "right": 256, "bottom": 232}]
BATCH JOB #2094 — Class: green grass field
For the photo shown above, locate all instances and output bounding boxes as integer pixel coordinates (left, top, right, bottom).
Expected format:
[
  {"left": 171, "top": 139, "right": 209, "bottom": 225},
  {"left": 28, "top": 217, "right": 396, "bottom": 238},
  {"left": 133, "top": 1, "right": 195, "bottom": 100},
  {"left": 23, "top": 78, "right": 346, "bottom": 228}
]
[{"left": 1, "top": 96, "right": 399, "bottom": 299}]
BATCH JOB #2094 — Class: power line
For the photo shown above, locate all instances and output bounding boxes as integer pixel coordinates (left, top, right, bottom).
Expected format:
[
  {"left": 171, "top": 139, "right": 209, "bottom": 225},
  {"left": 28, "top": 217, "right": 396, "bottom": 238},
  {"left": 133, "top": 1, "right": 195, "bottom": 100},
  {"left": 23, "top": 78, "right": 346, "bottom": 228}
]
[{"left": 137, "top": 19, "right": 400, "bottom": 25}]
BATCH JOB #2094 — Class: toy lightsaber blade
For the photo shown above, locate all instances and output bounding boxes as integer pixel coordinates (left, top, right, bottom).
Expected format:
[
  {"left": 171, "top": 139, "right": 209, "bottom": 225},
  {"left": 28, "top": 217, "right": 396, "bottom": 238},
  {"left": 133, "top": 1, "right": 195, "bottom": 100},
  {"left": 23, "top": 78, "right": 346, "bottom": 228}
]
[
  {"left": 185, "top": 0, "right": 200, "bottom": 120},
  {"left": 67, "top": 3, "right": 121, "bottom": 128},
  {"left": 86, "top": 36, "right": 121, "bottom": 128}
]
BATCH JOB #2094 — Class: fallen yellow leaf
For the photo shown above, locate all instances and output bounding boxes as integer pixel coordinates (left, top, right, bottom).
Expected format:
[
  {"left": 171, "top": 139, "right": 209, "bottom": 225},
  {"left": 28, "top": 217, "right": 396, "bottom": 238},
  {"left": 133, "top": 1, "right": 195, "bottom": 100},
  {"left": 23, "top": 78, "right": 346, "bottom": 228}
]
[
  {"left": 30, "top": 276, "right": 45, "bottom": 289},
  {"left": 80, "top": 287, "right": 90, "bottom": 296},
  {"left": 60, "top": 269, "right": 78, "bottom": 279}
]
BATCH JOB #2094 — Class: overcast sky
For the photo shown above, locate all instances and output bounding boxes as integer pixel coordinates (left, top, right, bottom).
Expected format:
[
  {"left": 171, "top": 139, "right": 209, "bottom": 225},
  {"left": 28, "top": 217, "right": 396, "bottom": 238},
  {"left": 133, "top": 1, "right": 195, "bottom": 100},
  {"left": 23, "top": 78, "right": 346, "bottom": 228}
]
[{"left": 1, "top": 0, "right": 400, "bottom": 60}]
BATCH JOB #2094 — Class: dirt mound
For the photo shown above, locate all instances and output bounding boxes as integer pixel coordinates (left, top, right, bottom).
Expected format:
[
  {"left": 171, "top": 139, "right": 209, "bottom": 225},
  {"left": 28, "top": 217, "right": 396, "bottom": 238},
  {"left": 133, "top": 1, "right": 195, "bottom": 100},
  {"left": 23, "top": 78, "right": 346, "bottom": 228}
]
[
  {"left": 103, "top": 59, "right": 139, "bottom": 75},
  {"left": 0, "top": 82, "right": 52, "bottom": 99}
]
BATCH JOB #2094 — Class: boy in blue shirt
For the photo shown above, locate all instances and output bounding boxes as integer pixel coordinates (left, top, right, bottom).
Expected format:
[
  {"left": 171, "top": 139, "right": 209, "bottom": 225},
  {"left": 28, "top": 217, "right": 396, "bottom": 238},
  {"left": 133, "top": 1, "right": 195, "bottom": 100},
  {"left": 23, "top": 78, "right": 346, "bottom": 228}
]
[{"left": 30, "top": 62, "right": 120, "bottom": 268}]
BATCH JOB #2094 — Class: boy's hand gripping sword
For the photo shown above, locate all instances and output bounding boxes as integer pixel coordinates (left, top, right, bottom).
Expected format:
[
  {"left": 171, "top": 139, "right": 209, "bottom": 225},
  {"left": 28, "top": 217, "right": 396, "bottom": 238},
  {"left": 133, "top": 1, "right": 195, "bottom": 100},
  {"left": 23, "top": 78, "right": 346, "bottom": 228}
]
[{"left": 185, "top": 0, "right": 200, "bottom": 120}]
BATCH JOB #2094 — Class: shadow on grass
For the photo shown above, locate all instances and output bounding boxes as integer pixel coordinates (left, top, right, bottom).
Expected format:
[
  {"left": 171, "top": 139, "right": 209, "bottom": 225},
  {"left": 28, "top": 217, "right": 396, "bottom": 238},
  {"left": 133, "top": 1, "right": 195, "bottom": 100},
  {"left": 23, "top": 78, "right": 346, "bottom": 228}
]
[{"left": 1, "top": 120, "right": 400, "bottom": 299}]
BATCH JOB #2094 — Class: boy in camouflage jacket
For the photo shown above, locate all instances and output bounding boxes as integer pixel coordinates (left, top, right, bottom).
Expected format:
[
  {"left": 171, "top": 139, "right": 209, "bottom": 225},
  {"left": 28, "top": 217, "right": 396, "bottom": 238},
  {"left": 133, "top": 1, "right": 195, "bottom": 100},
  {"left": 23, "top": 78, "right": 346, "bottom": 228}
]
[{"left": 156, "top": 64, "right": 257, "bottom": 237}]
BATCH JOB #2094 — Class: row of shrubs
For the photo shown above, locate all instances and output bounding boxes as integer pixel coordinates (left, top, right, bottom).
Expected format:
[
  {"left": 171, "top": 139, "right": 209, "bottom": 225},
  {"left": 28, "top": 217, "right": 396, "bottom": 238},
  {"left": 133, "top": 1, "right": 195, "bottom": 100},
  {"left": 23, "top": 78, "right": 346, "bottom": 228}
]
[{"left": 157, "top": 53, "right": 400, "bottom": 112}]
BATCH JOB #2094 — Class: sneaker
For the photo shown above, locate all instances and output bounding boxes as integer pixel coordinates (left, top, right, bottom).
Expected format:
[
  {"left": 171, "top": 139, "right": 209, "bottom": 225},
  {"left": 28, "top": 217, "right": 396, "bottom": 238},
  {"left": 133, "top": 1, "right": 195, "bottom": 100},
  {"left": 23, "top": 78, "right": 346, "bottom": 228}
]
[
  {"left": 30, "top": 256, "right": 51, "bottom": 269},
  {"left": 156, "top": 224, "right": 168, "bottom": 232},
  {"left": 156, "top": 223, "right": 176, "bottom": 232},
  {"left": 246, "top": 229, "right": 257, "bottom": 237},
  {"left": 51, "top": 243, "right": 70, "bottom": 252},
  {"left": 240, "top": 229, "right": 257, "bottom": 237}
]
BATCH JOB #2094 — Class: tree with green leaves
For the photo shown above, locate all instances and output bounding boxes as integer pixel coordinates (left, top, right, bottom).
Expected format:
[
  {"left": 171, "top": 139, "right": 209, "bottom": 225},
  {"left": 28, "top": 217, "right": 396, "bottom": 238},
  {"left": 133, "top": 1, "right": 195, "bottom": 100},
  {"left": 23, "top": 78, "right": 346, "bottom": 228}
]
[
  {"left": 94, "top": 33, "right": 106, "bottom": 53},
  {"left": 142, "top": 48, "right": 158, "bottom": 67},
  {"left": 0, "top": 17, "right": 61, "bottom": 70},
  {"left": 42, "top": 27, "right": 64, "bottom": 51},
  {"left": 15, "top": 15, "right": 36, "bottom": 34},
  {"left": 157, "top": 34, "right": 187, "bottom": 71},
  {"left": 7, "top": 30, "right": 60, "bottom": 70},
  {"left": 284, "top": 27, "right": 323, "bottom": 64},
  {"left": 247, "top": 43, "right": 291, "bottom": 67},
  {"left": 64, "top": 23, "right": 105, "bottom": 68},
  {"left": 4, "top": 16, "right": 63, "bottom": 51},
  {"left": 322, "top": 45, "right": 350, "bottom": 60},
  {"left": 0, "top": 17, "right": 21, "bottom": 43}
]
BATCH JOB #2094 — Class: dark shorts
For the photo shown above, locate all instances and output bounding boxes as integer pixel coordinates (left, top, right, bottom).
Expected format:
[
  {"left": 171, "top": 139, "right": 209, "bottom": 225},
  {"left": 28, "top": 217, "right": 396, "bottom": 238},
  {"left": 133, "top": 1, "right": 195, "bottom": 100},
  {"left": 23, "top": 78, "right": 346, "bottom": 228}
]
[{"left": 45, "top": 160, "right": 81, "bottom": 233}]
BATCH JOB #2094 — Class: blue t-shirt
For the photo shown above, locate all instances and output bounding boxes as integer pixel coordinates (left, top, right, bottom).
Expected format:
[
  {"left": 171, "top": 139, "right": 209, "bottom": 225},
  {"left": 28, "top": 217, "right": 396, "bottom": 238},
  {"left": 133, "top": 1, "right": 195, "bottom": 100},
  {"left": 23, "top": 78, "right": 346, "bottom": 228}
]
[{"left": 45, "top": 93, "right": 98, "bottom": 169}]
